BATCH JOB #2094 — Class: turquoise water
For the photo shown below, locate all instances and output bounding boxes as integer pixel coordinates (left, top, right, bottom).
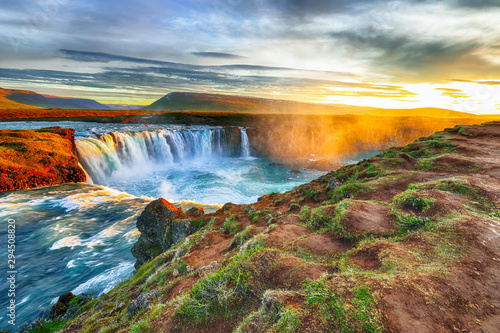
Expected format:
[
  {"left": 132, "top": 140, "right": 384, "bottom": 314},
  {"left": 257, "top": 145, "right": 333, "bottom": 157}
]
[{"left": 0, "top": 121, "right": 377, "bottom": 330}]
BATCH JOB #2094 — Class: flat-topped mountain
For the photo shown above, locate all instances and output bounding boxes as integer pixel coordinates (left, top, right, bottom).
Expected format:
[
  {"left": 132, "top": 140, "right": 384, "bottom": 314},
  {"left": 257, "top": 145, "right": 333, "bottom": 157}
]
[{"left": 142, "top": 91, "right": 480, "bottom": 118}]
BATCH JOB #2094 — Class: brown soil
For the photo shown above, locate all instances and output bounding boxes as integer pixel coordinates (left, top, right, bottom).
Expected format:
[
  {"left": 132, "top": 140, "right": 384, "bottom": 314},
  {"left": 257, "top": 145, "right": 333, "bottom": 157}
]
[
  {"left": 184, "top": 232, "right": 232, "bottom": 270},
  {"left": 165, "top": 276, "right": 199, "bottom": 302},
  {"left": 265, "top": 224, "right": 310, "bottom": 247},
  {"left": 297, "top": 233, "right": 351, "bottom": 254},
  {"left": 342, "top": 200, "right": 395, "bottom": 235}
]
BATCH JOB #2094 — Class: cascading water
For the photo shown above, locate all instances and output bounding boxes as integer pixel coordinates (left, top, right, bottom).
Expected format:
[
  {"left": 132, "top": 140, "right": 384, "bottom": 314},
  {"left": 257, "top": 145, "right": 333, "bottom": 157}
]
[
  {"left": 240, "top": 127, "right": 251, "bottom": 158},
  {"left": 76, "top": 128, "right": 232, "bottom": 184}
]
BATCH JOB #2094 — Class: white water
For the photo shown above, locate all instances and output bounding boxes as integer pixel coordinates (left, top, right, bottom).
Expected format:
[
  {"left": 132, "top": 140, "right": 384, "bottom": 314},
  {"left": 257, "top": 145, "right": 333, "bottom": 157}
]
[
  {"left": 240, "top": 127, "right": 251, "bottom": 158},
  {"left": 76, "top": 128, "right": 231, "bottom": 184},
  {"left": 73, "top": 126, "right": 327, "bottom": 205}
]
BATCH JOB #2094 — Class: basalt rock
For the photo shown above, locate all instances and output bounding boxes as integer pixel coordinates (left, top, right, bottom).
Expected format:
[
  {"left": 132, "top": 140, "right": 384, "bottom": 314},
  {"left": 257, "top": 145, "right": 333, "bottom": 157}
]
[
  {"left": 131, "top": 198, "right": 201, "bottom": 269},
  {"left": 223, "top": 126, "right": 242, "bottom": 156}
]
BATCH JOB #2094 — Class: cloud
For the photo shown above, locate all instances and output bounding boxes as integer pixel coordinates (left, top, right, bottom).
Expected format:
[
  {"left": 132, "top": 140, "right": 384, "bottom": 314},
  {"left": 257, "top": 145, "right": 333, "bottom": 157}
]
[
  {"left": 0, "top": 65, "right": 414, "bottom": 103},
  {"left": 435, "top": 87, "right": 470, "bottom": 98},
  {"left": 191, "top": 51, "right": 243, "bottom": 59},
  {"left": 329, "top": 26, "right": 500, "bottom": 81},
  {"left": 454, "top": 0, "right": 500, "bottom": 8}
]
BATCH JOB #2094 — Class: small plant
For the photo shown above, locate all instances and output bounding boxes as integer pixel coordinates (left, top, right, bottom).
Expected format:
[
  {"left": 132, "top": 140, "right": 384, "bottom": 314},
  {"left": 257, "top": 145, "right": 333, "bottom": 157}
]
[
  {"left": 299, "top": 206, "right": 311, "bottom": 222},
  {"left": 401, "top": 196, "right": 433, "bottom": 212},
  {"left": 222, "top": 215, "right": 240, "bottom": 235},
  {"left": 28, "top": 321, "right": 67, "bottom": 333},
  {"left": 289, "top": 203, "right": 300, "bottom": 212},
  {"left": 309, "top": 206, "right": 333, "bottom": 230},
  {"left": 231, "top": 225, "right": 257, "bottom": 248},
  {"left": 305, "top": 189, "right": 320, "bottom": 201},
  {"left": 249, "top": 209, "right": 271, "bottom": 223}
]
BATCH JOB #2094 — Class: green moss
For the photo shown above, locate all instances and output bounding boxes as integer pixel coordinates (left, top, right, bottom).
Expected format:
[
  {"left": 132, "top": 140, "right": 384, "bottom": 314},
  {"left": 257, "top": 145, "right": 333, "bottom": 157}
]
[
  {"left": 380, "top": 147, "right": 400, "bottom": 158},
  {"left": 289, "top": 203, "right": 300, "bottom": 212},
  {"left": 305, "top": 188, "right": 320, "bottom": 201},
  {"left": 393, "top": 192, "right": 433, "bottom": 212},
  {"left": 309, "top": 206, "right": 333, "bottom": 230}
]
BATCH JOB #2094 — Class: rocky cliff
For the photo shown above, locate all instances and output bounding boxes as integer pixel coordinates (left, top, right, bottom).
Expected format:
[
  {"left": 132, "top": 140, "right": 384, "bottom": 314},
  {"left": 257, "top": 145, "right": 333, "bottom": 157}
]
[
  {"left": 0, "top": 127, "right": 86, "bottom": 192},
  {"left": 34, "top": 122, "right": 500, "bottom": 332}
]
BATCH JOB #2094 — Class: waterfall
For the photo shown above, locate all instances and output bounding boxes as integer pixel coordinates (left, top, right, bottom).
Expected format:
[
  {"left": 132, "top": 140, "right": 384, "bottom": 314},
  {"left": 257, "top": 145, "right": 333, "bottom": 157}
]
[
  {"left": 76, "top": 128, "right": 241, "bottom": 184},
  {"left": 240, "top": 127, "right": 251, "bottom": 158}
]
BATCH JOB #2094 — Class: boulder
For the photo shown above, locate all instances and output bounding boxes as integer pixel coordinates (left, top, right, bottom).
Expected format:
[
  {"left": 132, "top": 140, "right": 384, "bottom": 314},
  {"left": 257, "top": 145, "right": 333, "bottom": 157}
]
[
  {"left": 186, "top": 206, "right": 204, "bottom": 216},
  {"left": 131, "top": 198, "right": 201, "bottom": 269}
]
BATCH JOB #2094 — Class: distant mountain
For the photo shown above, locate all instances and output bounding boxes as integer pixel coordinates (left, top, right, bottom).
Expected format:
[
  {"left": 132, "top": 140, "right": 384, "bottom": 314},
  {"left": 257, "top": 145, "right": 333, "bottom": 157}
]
[
  {"left": 142, "top": 92, "right": 478, "bottom": 118},
  {"left": 0, "top": 88, "right": 110, "bottom": 109},
  {"left": 105, "top": 104, "right": 143, "bottom": 110}
]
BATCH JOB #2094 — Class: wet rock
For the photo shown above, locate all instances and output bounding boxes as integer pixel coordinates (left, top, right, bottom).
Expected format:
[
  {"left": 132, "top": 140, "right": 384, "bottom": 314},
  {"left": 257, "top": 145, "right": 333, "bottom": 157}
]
[
  {"left": 127, "top": 291, "right": 158, "bottom": 316},
  {"left": 223, "top": 126, "right": 242, "bottom": 156},
  {"left": 327, "top": 177, "right": 340, "bottom": 191},
  {"left": 258, "top": 194, "right": 270, "bottom": 202},
  {"left": 289, "top": 169, "right": 302, "bottom": 174},
  {"left": 50, "top": 292, "right": 75, "bottom": 318},
  {"left": 38, "top": 292, "right": 92, "bottom": 324},
  {"left": 132, "top": 198, "right": 202, "bottom": 269}
]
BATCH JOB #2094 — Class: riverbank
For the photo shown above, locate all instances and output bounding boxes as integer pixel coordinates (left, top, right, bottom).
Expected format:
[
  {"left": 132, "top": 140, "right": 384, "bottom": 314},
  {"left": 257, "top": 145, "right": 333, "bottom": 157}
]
[
  {"left": 44, "top": 121, "right": 500, "bottom": 333},
  {"left": 0, "top": 127, "right": 86, "bottom": 192}
]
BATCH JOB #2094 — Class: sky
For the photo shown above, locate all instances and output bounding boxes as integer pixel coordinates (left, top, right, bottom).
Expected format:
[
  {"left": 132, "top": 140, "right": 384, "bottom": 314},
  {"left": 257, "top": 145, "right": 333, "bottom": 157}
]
[{"left": 0, "top": 0, "right": 500, "bottom": 113}]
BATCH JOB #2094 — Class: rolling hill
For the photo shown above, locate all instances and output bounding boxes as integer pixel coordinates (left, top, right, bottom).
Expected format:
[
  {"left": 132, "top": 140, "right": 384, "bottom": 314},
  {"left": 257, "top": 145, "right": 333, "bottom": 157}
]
[{"left": 0, "top": 88, "right": 110, "bottom": 109}]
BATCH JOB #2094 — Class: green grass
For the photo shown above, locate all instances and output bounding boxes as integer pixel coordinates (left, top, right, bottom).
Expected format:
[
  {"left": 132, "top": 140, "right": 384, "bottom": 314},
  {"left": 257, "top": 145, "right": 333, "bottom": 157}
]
[
  {"left": 329, "top": 181, "right": 367, "bottom": 203},
  {"left": 176, "top": 248, "right": 279, "bottom": 322},
  {"left": 29, "top": 321, "right": 67, "bottom": 333},
  {"left": 304, "top": 278, "right": 383, "bottom": 332}
]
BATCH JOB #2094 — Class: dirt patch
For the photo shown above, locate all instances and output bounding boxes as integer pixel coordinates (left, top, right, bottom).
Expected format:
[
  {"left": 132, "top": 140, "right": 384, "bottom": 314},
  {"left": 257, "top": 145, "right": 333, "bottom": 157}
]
[
  {"left": 184, "top": 232, "right": 232, "bottom": 270},
  {"left": 342, "top": 200, "right": 395, "bottom": 235},
  {"left": 276, "top": 215, "right": 302, "bottom": 224},
  {"left": 349, "top": 243, "right": 390, "bottom": 270},
  {"left": 165, "top": 276, "right": 199, "bottom": 302},
  {"left": 297, "top": 233, "right": 351, "bottom": 254},
  {"left": 266, "top": 224, "right": 311, "bottom": 247},
  {"left": 266, "top": 256, "right": 326, "bottom": 289}
]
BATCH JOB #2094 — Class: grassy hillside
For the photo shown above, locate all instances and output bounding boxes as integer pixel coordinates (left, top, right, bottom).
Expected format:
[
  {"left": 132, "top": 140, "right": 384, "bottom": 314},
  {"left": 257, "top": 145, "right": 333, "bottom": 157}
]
[{"left": 33, "top": 122, "right": 500, "bottom": 333}]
